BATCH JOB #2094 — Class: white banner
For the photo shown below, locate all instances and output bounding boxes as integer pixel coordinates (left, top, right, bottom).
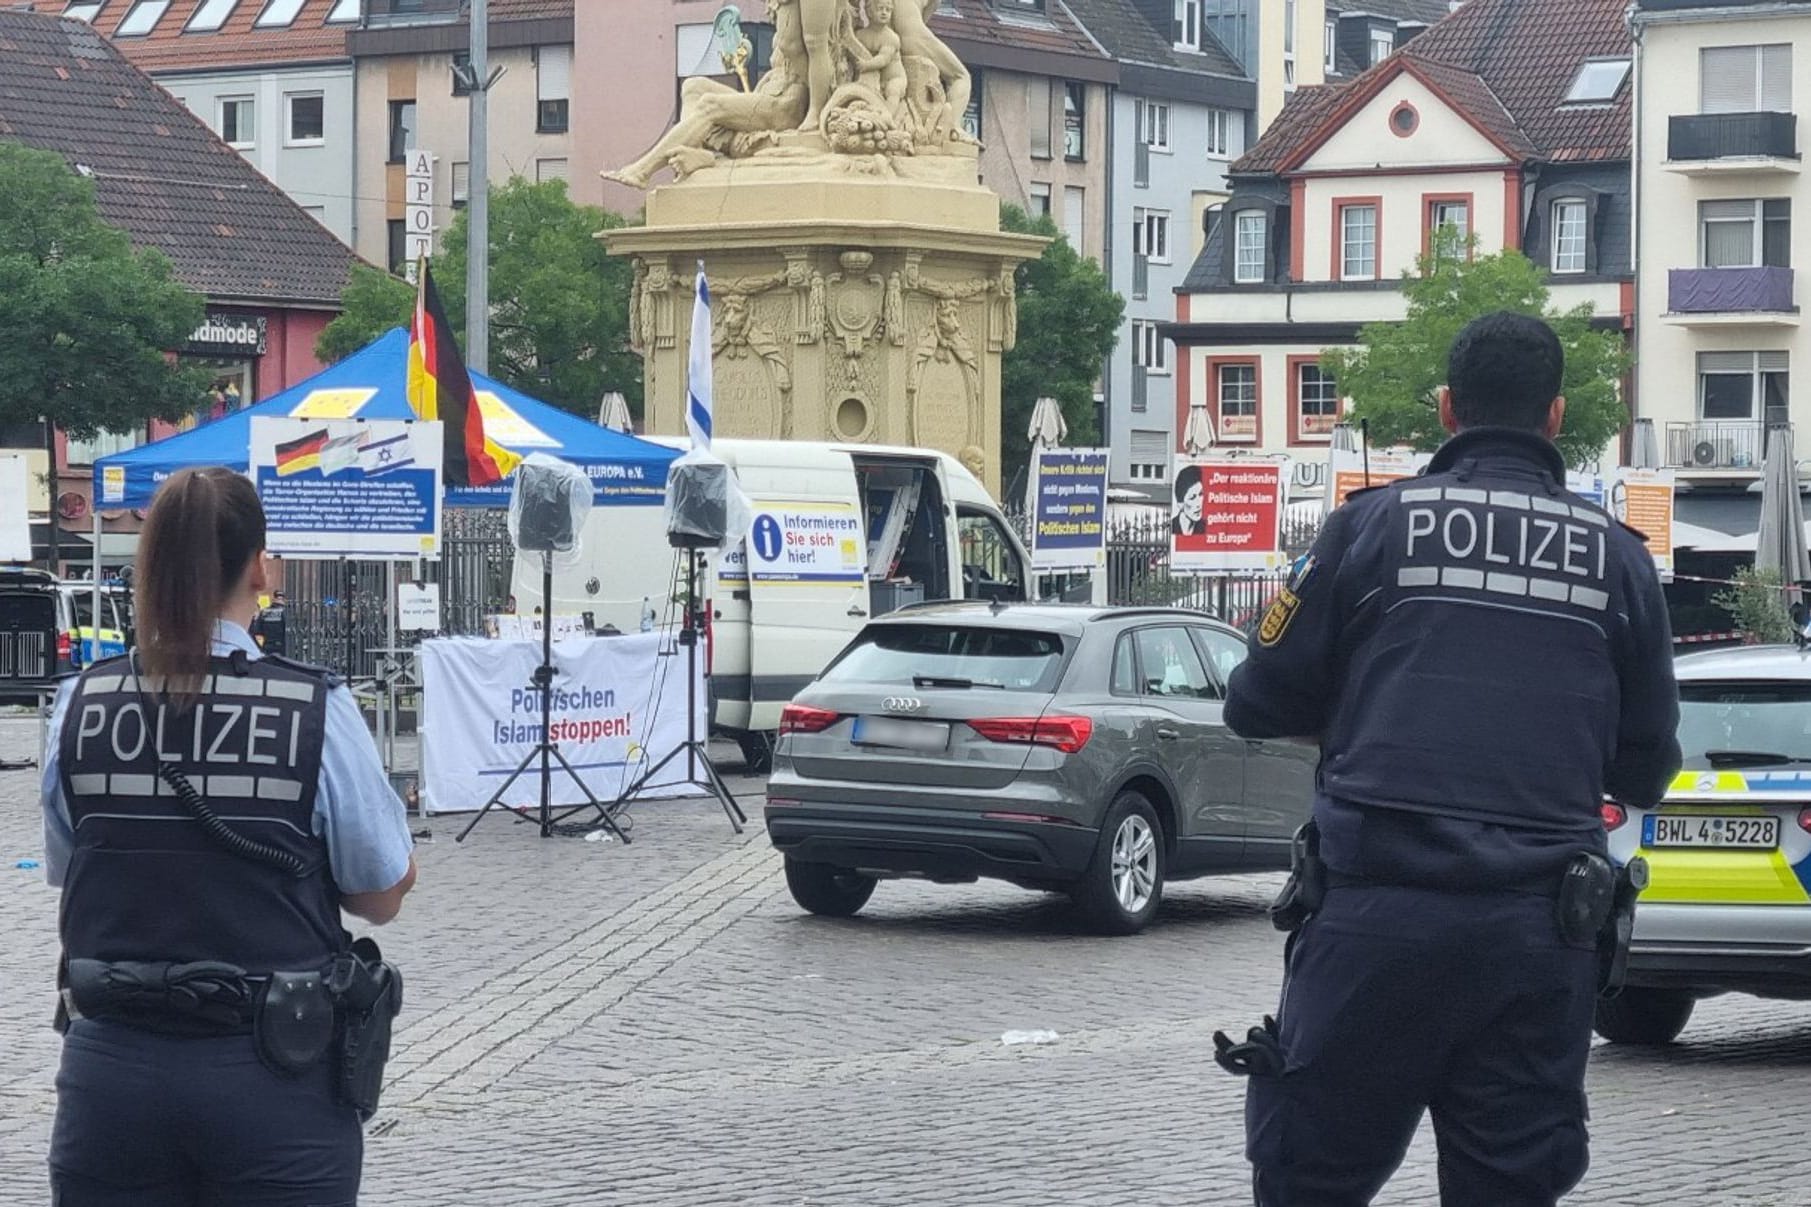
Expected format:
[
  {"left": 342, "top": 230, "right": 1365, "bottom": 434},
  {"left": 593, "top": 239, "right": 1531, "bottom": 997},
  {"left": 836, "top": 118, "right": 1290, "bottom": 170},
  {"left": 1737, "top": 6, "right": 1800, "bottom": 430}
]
[
  {"left": 0, "top": 453, "right": 30, "bottom": 562},
  {"left": 419, "top": 631, "right": 706, "bottom": 813},
  {"left": 249, "top": 417, "right": 442, "bottom": 558},
  {"left": 746, "top": 499, "right": 865, "bottom": 584}
]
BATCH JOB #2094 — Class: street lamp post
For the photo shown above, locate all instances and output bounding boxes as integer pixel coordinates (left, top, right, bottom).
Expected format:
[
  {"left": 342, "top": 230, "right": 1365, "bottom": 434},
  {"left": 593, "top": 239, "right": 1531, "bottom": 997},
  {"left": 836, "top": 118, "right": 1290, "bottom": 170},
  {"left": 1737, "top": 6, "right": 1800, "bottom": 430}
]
[{"left": 466, "top": 0, "right": 490, "bottom": 375}]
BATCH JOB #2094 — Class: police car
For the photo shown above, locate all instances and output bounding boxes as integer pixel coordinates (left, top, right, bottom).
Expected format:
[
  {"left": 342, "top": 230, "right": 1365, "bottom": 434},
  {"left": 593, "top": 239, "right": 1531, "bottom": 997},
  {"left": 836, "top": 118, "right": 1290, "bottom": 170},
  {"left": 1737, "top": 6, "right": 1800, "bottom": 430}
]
[{"left": 1598, "top": 643, "right": 1811, "bottom": 1045}]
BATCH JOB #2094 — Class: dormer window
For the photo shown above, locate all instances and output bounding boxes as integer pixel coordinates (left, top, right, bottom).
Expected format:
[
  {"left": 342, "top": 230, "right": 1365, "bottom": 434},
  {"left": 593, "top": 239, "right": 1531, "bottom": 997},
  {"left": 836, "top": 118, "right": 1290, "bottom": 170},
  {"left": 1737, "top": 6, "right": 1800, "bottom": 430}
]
[
  {"left": 1564, "top": 58, "right": 1631, "bottom": 105},
  {"left": 1174, "top": 0, "right": 1200, "bottom": 51},
  {"left": 1234, "top": 211, "right": 1267, "bottom": 284}
]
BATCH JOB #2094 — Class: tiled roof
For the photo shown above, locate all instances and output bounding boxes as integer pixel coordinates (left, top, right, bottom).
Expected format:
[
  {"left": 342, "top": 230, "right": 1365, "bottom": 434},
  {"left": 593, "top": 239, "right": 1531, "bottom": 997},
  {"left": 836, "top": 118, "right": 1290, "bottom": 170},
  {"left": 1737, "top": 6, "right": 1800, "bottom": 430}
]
[
  {"left": 78, "top": 0, "right": 352, "bottom": 72},
  {"left": 930, "top": 0, "right": 1112, "bottom": 66},
  {"left": 0, "top": 9, "right": 357, "bottom": 306},
  {"left": 1238, "top": 0, "right": 1628, "bottom": 173},
  {"left": 1061, "top": 0, "right": 1246, "bottom": 79},
  {"left": 1404, "top": 0, "right": 1630, "bottom": 163},
  {"left": 1232, "top": 82, "right": 1349, "bottom": 174},
  {"left": 488, "top": 0, "right": 569, "bottom": 19}
]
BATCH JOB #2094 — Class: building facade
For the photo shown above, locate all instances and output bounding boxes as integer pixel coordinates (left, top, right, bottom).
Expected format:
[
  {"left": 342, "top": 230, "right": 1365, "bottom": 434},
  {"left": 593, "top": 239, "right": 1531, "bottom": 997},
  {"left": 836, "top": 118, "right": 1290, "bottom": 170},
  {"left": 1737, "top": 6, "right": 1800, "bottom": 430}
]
[
  {"left": 1065, "top": 0, "right": 1255, "bottom": 487},
  {"left": 1, "top": 8, "right": 357, "bottom": 567},
  {"left": 1632, "top": 0, "right": 1810, "bottom": 541},
  {"left": 1165, "top": 0, "right": 1631, "bottom": 506},
  {"left": 67, "top": 0, "right": 359, "bottom": 243},
  {"left": 347, "top": 0, "right": 573, "bottom": 272}
]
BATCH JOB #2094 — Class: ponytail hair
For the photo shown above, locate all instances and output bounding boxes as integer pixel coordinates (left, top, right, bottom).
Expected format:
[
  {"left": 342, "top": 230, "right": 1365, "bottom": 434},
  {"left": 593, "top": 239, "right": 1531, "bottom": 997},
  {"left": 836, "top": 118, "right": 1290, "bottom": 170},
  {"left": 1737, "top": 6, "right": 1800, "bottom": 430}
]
[{"left": 135, "top": 467, "right": 266, "bottom": 704}]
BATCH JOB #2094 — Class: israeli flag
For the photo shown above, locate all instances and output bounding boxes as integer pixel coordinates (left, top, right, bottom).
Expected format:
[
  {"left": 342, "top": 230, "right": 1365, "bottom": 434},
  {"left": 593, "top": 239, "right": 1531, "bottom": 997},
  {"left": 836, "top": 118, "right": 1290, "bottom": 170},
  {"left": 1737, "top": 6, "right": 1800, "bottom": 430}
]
[{"left": 686, "top": 266, "right": 712, "bottom": 449}]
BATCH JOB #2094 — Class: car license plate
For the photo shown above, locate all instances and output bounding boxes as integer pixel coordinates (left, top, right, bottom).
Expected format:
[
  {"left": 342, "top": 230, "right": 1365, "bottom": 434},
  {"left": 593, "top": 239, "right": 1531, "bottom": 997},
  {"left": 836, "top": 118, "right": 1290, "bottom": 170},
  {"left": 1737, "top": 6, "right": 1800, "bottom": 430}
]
[
  {"left": 851, "top": 716, "right": 950, "bottom": 752},
  {"left": 1642, "top": 813, "right": 1781, "bottom": 849}
]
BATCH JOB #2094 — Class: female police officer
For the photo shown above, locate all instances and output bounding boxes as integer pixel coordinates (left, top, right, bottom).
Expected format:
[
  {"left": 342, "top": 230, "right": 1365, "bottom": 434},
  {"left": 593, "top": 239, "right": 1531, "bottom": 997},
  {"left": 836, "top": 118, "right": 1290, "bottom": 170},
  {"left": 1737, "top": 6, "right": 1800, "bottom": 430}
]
[{"left": 40, "top": 466, "right": 417, "bottom": 1206}]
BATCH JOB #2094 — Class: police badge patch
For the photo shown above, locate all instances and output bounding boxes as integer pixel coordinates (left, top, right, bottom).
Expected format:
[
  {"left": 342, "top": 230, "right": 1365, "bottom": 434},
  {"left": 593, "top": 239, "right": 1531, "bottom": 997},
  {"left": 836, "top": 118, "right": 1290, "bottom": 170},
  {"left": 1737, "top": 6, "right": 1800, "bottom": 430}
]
[
  {"left": 1258, "top": 555, "right": 1316, "bottom": 648},
  {"left": 1258, "top": 588, "right": 1300, "bottom": 647}
]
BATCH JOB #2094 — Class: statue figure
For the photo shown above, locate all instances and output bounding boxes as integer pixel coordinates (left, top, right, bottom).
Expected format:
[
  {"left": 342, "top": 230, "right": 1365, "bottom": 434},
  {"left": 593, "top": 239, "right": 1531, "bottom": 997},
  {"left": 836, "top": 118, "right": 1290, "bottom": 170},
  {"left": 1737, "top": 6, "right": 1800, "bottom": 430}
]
[
  {"left": 843, "top": 0, "right": 907, "bottom": 116},
  {"left": 606, "top": 0, "right": 977, "bottom": 188},
  {"left": 905, "top": 269, "right": 989, "bottom": 402},
  {"left": 884, "top": 270, "right": 905, "bottom": 346},
  {"left": 892, "top": 0, "right": 971, "bottom": 141},
  {"left": 607, "top": 0, "right": 808, "bottom": 189}
]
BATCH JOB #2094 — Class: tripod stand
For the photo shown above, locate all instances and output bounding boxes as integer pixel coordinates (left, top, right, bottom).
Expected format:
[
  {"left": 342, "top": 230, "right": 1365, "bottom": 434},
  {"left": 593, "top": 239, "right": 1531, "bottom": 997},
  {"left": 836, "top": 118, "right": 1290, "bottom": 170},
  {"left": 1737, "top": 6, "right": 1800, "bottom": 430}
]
[
  {"left": 456, "top": 552, "right": 630, "bottom": 843},
  {"left": 585, "top": 547, "right": 746, "bottom": 834}
]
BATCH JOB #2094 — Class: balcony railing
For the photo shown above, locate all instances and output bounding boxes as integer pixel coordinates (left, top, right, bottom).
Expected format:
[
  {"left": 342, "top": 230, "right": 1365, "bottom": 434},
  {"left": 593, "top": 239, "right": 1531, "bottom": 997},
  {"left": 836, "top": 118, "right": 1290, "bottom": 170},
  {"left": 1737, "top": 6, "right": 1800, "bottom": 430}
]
[
  {"left": 1667, "top": 420, "right": 1768, "bottom": 470},
  {"left": 1133, "top": 254, "right": 1149, "bottom": 300},
  {"left": 1131, "top": 365, "right": 1148, "bottom": 413},
  {"left": 1668, "top": 266, "right": 1795, "bottom": 315},
  {"left": 1668, "top": 111, "right": 1798, "bottom": 163},
  {"left": 1134, "top": 139, "right": 1150, "bottom": 188}
]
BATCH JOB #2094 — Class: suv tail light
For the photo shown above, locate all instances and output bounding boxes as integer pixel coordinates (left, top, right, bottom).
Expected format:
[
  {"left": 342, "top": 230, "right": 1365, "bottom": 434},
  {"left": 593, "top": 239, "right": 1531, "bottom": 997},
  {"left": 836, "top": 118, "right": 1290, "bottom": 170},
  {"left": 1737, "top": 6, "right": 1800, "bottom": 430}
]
[
  {"left": 1798, "top": 807, "right": 1811, "bottom": 835},
  {"left": 1601, "top": 801, "right": 1627, "bottom": 831},
  {"left": 967, "top": 715, "right": 1094, "bottom": 754},
  {"left": 779, "top": 703, "right": 841, "bottom": 735},
  {"left": 56, "top": 631, "right": 71, "bottom": 665}
]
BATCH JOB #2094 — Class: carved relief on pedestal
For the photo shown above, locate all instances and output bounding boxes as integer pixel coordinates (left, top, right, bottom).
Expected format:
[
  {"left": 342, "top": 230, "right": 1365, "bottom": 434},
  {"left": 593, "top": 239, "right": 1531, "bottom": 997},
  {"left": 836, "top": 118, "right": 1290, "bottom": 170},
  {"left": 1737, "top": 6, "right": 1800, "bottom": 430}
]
[
  {"left": 990, "top": 263, "right": 1017, "bottom": 353},
  {"left": 708, "top": 263, "right": 796, "bottom": 438},
  {"left": 630, "top": 258, "right": 680, "bottom": 352},
  {"left": 825, "top": 250, "right": 887, "bottom": 388}
]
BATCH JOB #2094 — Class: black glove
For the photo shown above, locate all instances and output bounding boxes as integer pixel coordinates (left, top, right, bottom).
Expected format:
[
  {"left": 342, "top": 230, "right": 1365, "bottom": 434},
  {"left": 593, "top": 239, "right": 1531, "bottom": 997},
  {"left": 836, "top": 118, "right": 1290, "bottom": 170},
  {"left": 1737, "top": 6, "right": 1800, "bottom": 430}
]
[{"left": 1213, "top": 1015, "right": 1284, "bottom": 1078}]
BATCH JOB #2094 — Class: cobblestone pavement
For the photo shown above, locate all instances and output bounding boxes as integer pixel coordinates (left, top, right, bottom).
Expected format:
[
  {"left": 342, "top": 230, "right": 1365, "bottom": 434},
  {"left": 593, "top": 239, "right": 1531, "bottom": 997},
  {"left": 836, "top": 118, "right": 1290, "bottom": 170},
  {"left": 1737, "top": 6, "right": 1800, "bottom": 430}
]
[{"left": 4, "top": 710, "right": 1811, "bottom": 1205}]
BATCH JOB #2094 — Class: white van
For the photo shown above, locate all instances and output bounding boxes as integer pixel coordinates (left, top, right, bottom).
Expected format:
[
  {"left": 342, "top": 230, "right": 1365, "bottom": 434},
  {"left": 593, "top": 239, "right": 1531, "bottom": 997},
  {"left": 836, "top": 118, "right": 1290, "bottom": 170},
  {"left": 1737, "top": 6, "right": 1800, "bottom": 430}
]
[{"left": 512, "top": 439, "right": 1032, "bottom": 768}]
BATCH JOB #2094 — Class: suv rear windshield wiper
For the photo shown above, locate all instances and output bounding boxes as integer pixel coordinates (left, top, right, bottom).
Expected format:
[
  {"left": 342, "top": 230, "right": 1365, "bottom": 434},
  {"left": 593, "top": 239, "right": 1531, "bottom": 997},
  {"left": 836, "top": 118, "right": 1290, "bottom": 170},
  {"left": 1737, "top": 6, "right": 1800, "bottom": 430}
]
[
  {"left": 912, "top": 674, "right": 1003, "bottom": 689},
  {"left": 1700, "top": 749, "right": 1806, "bottom": 768}
]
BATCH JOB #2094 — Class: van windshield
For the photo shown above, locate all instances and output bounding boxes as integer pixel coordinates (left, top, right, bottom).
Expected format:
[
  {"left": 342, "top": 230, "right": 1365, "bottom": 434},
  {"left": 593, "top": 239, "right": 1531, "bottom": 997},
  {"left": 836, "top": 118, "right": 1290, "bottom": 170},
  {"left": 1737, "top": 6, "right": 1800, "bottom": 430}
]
[{"left": 822, "top": 624, "right": 1066, "bottom": 692}]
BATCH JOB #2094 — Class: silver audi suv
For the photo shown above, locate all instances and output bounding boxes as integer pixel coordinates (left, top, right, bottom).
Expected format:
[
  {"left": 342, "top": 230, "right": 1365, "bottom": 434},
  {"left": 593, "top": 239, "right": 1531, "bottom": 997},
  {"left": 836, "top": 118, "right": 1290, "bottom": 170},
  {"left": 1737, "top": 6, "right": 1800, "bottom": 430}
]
[{"left": 764, "top": 602, "right": 1317, "bottom": 933}]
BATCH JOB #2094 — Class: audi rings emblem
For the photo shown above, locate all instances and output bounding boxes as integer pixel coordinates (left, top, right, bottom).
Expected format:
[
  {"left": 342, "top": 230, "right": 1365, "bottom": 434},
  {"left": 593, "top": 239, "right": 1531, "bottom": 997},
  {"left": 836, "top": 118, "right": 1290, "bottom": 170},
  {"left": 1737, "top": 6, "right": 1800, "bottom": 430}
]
[{"left": 882, "top": 696, "right": 925, "bottom": 713}]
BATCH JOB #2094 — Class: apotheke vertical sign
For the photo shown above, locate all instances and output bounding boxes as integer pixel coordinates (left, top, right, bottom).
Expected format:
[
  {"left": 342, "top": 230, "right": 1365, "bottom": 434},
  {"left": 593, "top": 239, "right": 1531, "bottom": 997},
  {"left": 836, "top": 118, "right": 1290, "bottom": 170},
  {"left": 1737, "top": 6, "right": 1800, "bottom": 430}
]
[{"left": 404, "top": 149, "right": 435, "bottom": 283}]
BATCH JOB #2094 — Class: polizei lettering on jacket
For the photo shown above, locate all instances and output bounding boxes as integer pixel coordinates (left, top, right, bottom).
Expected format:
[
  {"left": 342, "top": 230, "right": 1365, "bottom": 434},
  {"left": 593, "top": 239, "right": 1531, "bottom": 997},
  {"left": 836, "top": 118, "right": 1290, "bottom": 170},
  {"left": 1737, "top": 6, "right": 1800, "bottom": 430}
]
[
  {"left": 1397, "top": 485, "right": 1610, "bottom": 612},
  {"left": 72, "top": 695, "right": 307, "bottom": 768}
]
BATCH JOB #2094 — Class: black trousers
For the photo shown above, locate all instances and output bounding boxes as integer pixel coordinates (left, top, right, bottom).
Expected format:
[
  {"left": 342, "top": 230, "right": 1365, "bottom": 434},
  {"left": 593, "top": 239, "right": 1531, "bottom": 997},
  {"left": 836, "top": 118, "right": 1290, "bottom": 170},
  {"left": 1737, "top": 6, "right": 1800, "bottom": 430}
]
[
  {"left": 1247, "top": 884, "right": 1598, "bottom": 1207},
  {"left": 49, "top": 1019, "right": 361, "bottom": 1207}
]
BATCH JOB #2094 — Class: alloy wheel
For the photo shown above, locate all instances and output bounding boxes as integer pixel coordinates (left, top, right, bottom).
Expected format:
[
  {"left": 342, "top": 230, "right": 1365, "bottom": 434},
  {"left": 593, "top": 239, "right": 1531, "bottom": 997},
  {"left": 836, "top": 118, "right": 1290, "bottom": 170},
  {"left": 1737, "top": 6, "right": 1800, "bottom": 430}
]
[{"left": 1111, "top": 814, "right": 1157, "bottom": 914}]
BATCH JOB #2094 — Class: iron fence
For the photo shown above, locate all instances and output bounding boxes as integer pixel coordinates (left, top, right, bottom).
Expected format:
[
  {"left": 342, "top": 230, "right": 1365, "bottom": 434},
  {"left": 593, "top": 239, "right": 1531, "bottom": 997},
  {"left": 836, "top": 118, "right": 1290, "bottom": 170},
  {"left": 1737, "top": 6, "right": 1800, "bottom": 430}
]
[
  {"left": 280, "top": 508, "right": 513, "bottom": 679},
  {"left": 1011, "top": 506, "right": 1324, "bottom": 629}
]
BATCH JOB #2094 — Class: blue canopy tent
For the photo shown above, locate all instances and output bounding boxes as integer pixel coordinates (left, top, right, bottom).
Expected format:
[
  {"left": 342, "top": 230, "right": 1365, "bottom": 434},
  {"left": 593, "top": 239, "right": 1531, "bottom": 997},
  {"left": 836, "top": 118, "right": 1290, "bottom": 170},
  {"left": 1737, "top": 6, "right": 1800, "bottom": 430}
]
[
  {"left": 82, "top": 330, "right": 672, "bottom": 710},
  {"left": 92, "top": 327, "right": 674, "bottom": 511}
]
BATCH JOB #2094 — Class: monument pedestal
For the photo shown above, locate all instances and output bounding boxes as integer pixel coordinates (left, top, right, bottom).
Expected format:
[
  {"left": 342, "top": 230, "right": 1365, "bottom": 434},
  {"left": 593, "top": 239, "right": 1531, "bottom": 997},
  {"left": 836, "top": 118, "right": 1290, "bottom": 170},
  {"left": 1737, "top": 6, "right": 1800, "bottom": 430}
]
[{"left": 603, "top": 162, "right": 1045, "bottom": 497}]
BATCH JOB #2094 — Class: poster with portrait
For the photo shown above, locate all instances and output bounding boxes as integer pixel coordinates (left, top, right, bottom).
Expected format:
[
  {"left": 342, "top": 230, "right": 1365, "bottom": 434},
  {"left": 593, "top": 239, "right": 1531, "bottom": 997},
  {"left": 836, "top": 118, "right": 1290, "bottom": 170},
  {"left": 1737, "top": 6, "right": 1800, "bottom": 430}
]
[
  {"left": 1608, "top": 467, "right": 1676, "bottom": 577},
  {"left": 1171, "top": 457, "right": 1290, "bottom": 573}
]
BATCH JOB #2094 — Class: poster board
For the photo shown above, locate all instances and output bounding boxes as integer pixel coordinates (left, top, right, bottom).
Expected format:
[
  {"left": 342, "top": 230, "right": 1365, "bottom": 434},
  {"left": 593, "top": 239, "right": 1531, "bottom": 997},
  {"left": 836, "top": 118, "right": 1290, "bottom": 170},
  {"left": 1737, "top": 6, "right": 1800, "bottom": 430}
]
[
  {"left": 1030, "top": 448, "right": 1109, "bottom": 572},
  {"left": 1170, "top": 458, "right": 1290, "bottom": 574},
  {"left": 0, "top": 453, "right": 30, "bottom": 563},
  {"left": 397, "top": 582, "right": 441, "bottom": 632},
  {"left": 746, "top": 500, "right": 865, "bottom": 586},
  {"left": 1325, "top": 447, "right": 1431, "bottom": 512},
  {"left": 1610, "top": 467, "right": 1676, "bottom": 576},
  {"left": 249, "top": 417, "right": 443, "bottom": 558}
]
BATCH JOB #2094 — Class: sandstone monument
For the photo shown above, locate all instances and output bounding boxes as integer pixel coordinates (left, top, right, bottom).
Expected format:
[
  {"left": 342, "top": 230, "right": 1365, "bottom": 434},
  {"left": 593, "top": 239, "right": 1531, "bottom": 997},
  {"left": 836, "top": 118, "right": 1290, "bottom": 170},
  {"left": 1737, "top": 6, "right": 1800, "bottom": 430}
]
[{"left": 601, "top": 0, "right": 1044, "bottom": 495}]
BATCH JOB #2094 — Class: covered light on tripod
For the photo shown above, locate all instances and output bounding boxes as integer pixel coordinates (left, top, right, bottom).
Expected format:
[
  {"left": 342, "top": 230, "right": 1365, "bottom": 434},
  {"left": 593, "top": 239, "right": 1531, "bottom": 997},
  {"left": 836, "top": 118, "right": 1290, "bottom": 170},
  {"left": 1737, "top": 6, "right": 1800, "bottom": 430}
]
[
  {"left": 509, "top": 454, "right": 593, "bottom": 559},
  {"left": 663, "top": 448, "right": 749, "bottom": 550}
]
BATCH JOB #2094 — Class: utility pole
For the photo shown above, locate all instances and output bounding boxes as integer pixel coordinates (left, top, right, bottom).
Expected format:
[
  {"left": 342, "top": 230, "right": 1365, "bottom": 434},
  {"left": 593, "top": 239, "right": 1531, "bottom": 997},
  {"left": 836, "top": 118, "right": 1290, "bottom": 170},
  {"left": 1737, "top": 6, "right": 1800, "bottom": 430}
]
[{"left": 466, "top": 0, "right": 490, "bottom": 374}]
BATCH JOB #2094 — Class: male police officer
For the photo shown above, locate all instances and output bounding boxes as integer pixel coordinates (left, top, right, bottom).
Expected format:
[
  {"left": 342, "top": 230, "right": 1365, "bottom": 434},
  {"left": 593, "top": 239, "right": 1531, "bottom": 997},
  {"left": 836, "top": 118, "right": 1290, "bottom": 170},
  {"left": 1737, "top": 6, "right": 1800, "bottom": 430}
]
[{"left": 1222, "top": 312, "right": 1681, "bottom": 1206}]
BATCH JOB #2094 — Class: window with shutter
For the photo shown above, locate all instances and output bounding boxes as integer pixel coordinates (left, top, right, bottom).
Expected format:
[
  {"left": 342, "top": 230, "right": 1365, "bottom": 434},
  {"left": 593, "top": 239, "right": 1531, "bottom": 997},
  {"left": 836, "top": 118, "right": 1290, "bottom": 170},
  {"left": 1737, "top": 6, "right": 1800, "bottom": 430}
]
[
  {"left": 1701, "top": 44, "right": 1792, "bottom": 113},
  {"left": 1129, "top": 430, "right": 1170, "bottom": 480}
]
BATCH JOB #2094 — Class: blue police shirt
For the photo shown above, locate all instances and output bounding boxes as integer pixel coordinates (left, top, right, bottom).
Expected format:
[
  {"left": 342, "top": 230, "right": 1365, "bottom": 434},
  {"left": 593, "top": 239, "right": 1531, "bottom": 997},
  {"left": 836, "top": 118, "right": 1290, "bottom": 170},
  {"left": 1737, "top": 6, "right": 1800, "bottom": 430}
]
[
  {"left": 41, "top": 621, "right": 415, "bottom": 895},
  {"left": 1227, "top": 427, "right": 1683, "bottom": 891}
]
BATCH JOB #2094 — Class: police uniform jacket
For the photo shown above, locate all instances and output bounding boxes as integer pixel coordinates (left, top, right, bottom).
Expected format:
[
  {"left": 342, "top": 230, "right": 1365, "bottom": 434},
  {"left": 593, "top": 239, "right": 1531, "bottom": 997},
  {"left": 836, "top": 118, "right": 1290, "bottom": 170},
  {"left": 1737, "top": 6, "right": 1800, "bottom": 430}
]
[
  {"left": 55, "top": 650, "right": 345, "bottom": 987},
  {"left": 1226, "top": 428, "right": 1682, "bottom": 871}
]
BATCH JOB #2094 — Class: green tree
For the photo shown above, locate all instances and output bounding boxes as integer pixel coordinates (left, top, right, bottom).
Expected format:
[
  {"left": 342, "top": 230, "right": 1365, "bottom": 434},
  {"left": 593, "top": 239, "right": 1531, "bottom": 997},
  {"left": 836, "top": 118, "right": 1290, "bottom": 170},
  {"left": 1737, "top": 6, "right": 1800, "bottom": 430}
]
[
  {"left": 1320, "top": 230, "right": 1630, "bottom": 468},
  {"left": 315, "top": 177, "right": 643, "bottom": 418},
  {"left": 999, "top": 204, "right": 1124, "bottom": 492},
  {"left": 0, "top": 141, "right": 209, "bottom": 439}
]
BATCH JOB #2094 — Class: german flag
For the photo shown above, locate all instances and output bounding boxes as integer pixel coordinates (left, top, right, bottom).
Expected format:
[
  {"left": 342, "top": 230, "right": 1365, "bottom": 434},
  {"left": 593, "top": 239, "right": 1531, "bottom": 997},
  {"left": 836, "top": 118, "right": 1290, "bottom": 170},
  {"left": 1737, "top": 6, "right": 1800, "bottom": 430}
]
[
  {"left": 406, "top": 259, "right": 521, "bottom": 488},
  {"left": 274, "top": 429, "right": 329, "bottom": 476}
]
